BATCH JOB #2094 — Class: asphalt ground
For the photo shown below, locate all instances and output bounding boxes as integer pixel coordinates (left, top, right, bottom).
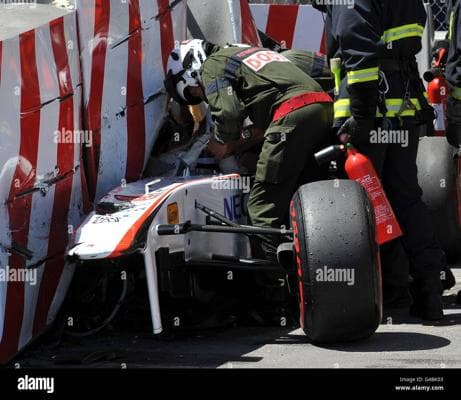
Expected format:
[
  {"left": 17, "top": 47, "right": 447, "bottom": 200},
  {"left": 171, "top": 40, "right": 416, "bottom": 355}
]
[{"left": 9, "top": 268, "right": 461, "bottom": 369}]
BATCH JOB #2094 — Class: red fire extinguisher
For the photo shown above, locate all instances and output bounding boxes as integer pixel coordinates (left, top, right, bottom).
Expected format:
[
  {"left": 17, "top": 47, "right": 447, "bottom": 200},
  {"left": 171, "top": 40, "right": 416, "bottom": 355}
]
[
  {"left": 315, "top": 144, "right": 403, "bottom": 245},
  {"left": 425, "top": 47, "right": 448, "bottom": 136},
  {"left": 344, "top": 144, "right": 403, "bottom": 244}
]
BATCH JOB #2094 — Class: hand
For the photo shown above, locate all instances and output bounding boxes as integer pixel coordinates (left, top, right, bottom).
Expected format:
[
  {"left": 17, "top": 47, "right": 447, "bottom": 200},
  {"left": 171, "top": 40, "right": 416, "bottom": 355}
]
[
  {"left": 337, "top": 116, "right": 375, "bottom": 147},
  {"left": 207, "top": 138, "right": 232, "bottom": 160},
  {"left": 447, "top": 98, "right": 461, "bottom": 149}
]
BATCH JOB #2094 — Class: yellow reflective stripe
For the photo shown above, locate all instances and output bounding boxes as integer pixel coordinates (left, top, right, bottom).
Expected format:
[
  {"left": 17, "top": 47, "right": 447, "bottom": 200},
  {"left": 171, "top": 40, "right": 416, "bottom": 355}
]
[
  {"left": 334, "top": 99, "right": 352, "bottom": 118},
  {"left": 449, "top": 11, "right": 454, "bottom": 40},
  {"left": 334, "top": 98, "right": 421, "bottom": 119},
  {"left": 347, "top": 67, "right": 380, "bottom": 85},
  {"left": 381, "top": 24, "right": 424, "bottom": 43},
  {"left": 452, "top": 87, "right": 461, "bottom": 101},
  {"left": 378, "top": 99, "right": 421, "bottom": 117}
]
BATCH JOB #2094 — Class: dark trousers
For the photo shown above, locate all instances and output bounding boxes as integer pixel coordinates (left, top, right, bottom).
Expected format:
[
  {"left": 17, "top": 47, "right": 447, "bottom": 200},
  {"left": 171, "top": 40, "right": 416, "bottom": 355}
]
[
  {"left": 358, "top": 119, "right": 444, "bottom": 285},
  {"left": 247, "top": 102, "right": 332, "bottom": 232}
]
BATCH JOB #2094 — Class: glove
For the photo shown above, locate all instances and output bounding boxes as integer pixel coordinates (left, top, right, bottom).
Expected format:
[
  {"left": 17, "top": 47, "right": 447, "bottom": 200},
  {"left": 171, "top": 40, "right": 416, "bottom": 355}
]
[
  {"left": 447, "top": 124, "right": 461, "bottom": 148},
  {"left": 447, "top": 97, "right": 461, "bottom": 149},
  {"left": 337, "top": 116, "right": 375, "bottom": 147},
  {"left": 338, "top": 80, "right": 378, "bottom": 146}
]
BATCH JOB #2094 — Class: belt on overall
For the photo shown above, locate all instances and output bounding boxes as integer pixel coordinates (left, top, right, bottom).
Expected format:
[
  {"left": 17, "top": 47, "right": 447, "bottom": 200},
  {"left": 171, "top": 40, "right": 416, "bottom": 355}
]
[
  {"left": 272, "top": 92, "right": 333, "bottom": 122},
  {"left": 379, "top": 58, "right": 434, "bottom": 126}
]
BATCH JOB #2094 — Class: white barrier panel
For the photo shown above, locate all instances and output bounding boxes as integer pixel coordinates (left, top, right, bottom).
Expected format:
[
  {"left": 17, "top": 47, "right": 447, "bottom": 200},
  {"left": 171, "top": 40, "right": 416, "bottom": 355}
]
[
  {"left": 76, "top": 0, "right": 188, "bottom": 202},
  {"left": 250, "top": 3, "right": 324, "bottom": 52},
  {"left": 0, "top": 6, "right": 87, "bottom": 363}
]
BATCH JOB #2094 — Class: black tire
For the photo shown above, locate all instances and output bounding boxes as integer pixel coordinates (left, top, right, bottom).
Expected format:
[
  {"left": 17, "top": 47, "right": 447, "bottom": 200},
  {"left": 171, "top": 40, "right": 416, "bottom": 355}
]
[
  {"left": 417, "top": 136, "right": 461, "bottom": 262},
  {"left": 290, "top": 180, "right": 381, "bottom": 343}
]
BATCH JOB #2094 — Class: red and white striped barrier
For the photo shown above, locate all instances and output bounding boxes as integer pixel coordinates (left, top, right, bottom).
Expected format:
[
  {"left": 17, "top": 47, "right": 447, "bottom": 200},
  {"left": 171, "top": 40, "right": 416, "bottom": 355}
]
[
  {"left": 238, "top": 0, "right": 262, "bottom": 45},
  {"left": 0, "top": 10, "right": 88, "bottom": 363},
  {"left": 76, "top": 0, "right": 187, "bottom": 202},
  {"left": 187, "top": 0, "right": 261, "bottom": 46},
  {"left": 250, "top": 3, "right": 325, "bottom": 52}
]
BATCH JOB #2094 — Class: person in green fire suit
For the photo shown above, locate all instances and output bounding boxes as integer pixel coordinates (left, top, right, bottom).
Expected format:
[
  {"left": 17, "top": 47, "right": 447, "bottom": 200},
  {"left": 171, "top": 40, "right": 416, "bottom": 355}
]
[{"left": 164, "top": 40, "right": 333, "bottom": 260}]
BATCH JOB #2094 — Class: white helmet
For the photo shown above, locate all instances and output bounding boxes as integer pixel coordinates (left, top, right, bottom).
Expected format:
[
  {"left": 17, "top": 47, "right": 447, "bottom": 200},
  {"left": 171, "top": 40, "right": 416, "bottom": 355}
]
[{"left": 164, "top": 39, "right": 208, "bottom": 105}]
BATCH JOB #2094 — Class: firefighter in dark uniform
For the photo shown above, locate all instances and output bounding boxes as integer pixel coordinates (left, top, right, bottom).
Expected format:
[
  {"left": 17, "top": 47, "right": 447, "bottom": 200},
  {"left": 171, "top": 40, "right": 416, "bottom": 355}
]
[
  {"left": 312, "top": 0, "right": 446, "bottom": 320},
  {"left": 446, "top": 0, "right": 461, "bottom": 149},
  {"left": 164, "top": 40, "right": 333, "bottom": 259},
  {"left": 445, "top": 0, "right": 461, "bottom": 304}
]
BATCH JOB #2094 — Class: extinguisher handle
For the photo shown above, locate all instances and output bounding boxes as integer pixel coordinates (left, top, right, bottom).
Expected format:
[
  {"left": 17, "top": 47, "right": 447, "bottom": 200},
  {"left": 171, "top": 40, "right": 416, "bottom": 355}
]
[{"left": 435, "top": 47, "right": 447, "bottom": 68}]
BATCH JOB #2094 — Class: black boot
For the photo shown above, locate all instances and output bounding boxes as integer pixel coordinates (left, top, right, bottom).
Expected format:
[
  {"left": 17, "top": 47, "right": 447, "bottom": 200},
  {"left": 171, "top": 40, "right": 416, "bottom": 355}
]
[
  {"left": 441, "top": 265, "right": 456, "bottom": 291},
  {"left": 383, "top": 285, "right": 412, "bottom": 309},
  {"left": 410, "top": 275, "right": 444, "bottom": 321},
  {"left": 381, "top": 240, "right": 412, "bottom": 309}
]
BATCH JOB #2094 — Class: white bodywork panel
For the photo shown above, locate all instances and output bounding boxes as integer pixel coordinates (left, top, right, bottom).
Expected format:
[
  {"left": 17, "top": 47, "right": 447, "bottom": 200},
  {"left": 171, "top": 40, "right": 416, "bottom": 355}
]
[{"left": 69, "top": 175, "right": 252, "bottom": 334}]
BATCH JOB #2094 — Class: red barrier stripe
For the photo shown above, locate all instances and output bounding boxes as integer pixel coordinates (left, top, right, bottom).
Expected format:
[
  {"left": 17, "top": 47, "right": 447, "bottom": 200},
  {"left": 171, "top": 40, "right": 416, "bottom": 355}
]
[
  {"left": 158, "top": 0, "right": 174, "bottom": 72},
  {"left": 80, "top": 152, "right": 92, "bottom": 213},
  {"left": 126, "top": 0, "right": 146, "bottom": 182},
  {"left": 266, "top": 4, "right": 299, "bottom": 49},
  {"left": 33, "top": 17, "right": 75, "bottom": 336},
  {"left": 49, "top": 17, "right": 73, "bottom": 98},
  {"left": 240, "top": 0, "right": 261, "bottom": 46},
  {"left": 0, "top": 29, "right": 41, "bottom": 363},
  {"left": 319, "top": 27, "right": 326, "bottom": 55},
  {"left": 85, "top": 0, "right": 110, "bottom": 201},
  {"left": 109, "top": 183, "right": 182, "bottom": 258}
]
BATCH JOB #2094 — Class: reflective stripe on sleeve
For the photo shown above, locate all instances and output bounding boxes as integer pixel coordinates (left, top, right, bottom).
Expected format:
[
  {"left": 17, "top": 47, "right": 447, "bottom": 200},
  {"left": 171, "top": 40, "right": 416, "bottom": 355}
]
[
  {"left": 452, "top": 87, "right": 461, "bottom": 101},
  {"left": 381, "top": 24, "right": 424, "bottom": 43}
]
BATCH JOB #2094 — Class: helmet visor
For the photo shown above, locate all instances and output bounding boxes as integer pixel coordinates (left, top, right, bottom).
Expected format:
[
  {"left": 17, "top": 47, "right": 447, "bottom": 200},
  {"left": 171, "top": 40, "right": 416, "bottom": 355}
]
[
  {"left": 183, "top": 87, "right": 203, "bottom": 105},
  {"left": 164, "top": 70, "right": 188, "bottom": 105}
]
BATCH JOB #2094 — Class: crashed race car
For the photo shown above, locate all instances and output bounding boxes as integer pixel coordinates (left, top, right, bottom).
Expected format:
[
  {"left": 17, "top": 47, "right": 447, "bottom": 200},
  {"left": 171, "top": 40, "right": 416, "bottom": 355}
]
[
  {"left": 67, "top": 36, "right": 381, "bottom": 344},
  {"left": 63, "top": 1, "right": 382, "bottom": 344},
  {"left": 68, "top": 152, "right": 382, "bottom": 344}
]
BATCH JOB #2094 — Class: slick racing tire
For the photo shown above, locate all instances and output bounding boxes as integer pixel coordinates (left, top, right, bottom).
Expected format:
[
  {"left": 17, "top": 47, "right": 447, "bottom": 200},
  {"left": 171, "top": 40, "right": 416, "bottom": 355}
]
[
  {"left": 417, "top": 136, "right": 461, "bottom": 263},
  {"left": 290, "top": 180, "right": 381, "bottom": 343}
]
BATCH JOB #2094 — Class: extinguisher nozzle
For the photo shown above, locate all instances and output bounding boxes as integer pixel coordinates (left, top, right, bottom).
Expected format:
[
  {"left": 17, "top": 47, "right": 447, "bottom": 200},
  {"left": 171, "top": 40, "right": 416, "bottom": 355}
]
[
  {"left": 314, "top": 145, "right": 345, "bottom": 165},
  {"left": 423, "top": 68, "right": 441, "bottom": 83}
]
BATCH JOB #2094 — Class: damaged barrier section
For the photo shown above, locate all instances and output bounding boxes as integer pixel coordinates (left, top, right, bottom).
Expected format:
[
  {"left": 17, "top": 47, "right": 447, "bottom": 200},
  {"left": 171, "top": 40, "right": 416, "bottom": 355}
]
[
  {"left": 250, "top": 2, "right": 324, "bottom": 52},
  {"left": 0, "top": 5, "right": 88, "bottom": 363},
  {"left": 77, "top": 0, "right": 188, "bottom": 202},
  {"left": 0, "top": 0, "right": 264, "bottom": 364},
  {"left": 187, "top": 0, "right": 261, "bottom": 46}
]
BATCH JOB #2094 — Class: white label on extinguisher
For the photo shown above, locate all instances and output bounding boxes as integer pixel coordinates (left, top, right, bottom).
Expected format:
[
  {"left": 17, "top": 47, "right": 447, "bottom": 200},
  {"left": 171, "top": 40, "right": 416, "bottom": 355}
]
[
  {"left": 356, "top": 174, "right": 402, "bottom": 245},
  {"left": 433, "top": 103, "right": 446, "bottom": 131}
]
